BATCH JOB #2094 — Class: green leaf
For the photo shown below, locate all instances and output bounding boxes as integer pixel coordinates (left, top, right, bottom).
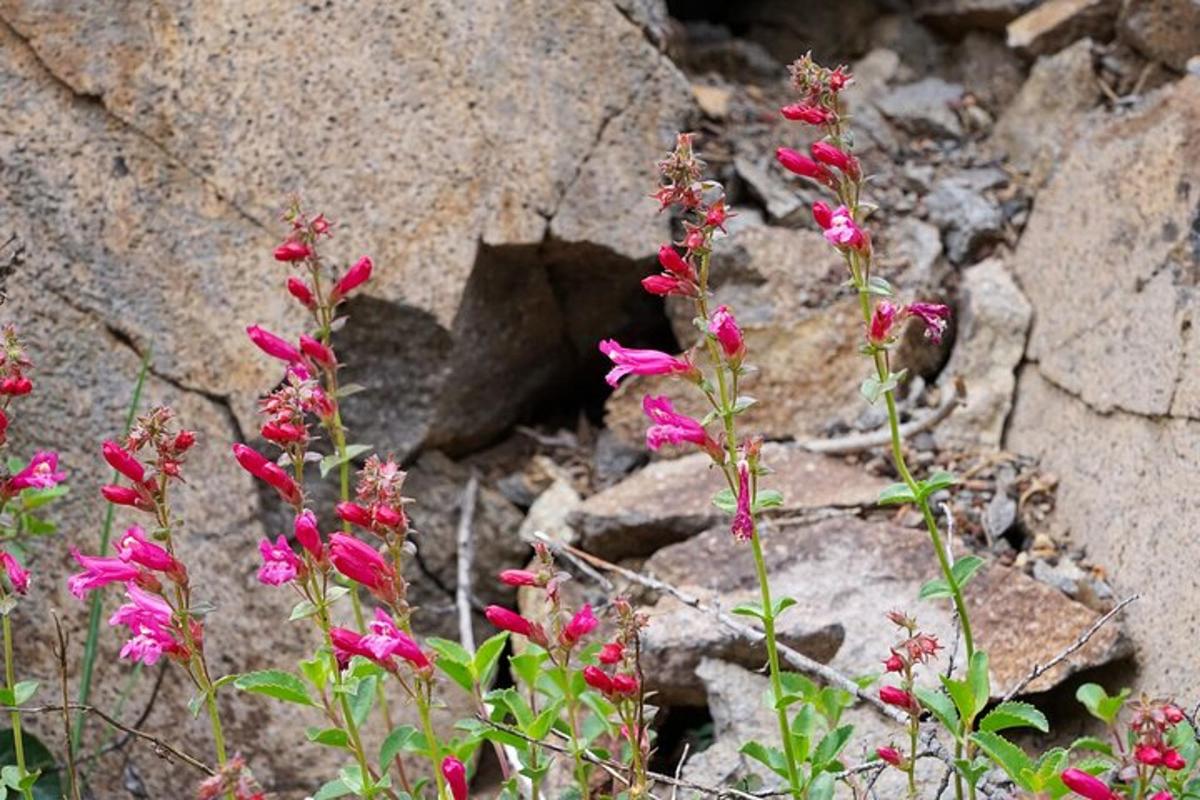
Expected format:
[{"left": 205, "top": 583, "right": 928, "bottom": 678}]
[
  {"left": 712, "top": 489, "right": 736, "bottom": 514},
  {"left": 1075, "top": 683, "right": 1129, "bottom": 725},
  {"left": 980, "top": 701, "right": 1049, "bottom": 734},
  {"left": 307, "top": 727, "right": 351, "bottom": 748},
  {"left": 752, "top": 490, "right": 784, "bottom": 512},
  {"left": 732, "top": 396, "right": 758, "bottom": 414},
  {"left": 289, "top": 598, "right": 319, "bottom": 621},
  {"left": 0, "top": 682, "right": 35, "bottom": 707},
  {"left": 528, "top": 701, "right": 564, "bottom": 741},
  {"left": 508, "top": 651, "right": 547, "bottom": 688},
  {"left": 380, "top": 725, "right": 425, "bottom": 769},
  {"left": 971, "top": 731, "right": 1035, "bottom": 791},
  {"left": 941, "top": 675, "right": 978, "bottom": 725},
  {"left": 773, "top": 597, "right": 797, "bottom": 617},
  {"left": 319, "top": 443, "right": 373, "bottom": 478},
  {"left": 337, "top": 383, "right": 368, "bottom": 398},
  {"left": 473, "top": 632, "right": 509, "bottom": 685},
  {"left": 427, "top": 637, "right": 472, "bottom": 665},
  {"left": 234, "top": 669, "right": 315, "bottom": 706},
  {"left": 808, "top": 772, "right": 835, "bottom": 800},
  {"left": 0, "top": 730, "right": 60, "bottom": 800},
  {"left": 865, "top": 276, "right": 895, "bottom": 297},
  {"left": 348, "top": 675, "right": 376, "bottom": 727},
  {"left": 435, "top": 655, "right": 475, "bottom": 693},
  {"left": 812, "top": 725, "right": 854, "bottom": 768},
  {"left": 968, "top": 651, "right": 990, "bottom": 716},
  {"left": 919, "top": 577, "right": 953, "bottom": 600},
  {"left": 1069, "top": 736, "right": 1114, "bottom": 756},
  {"left": 312, "top": 779, "right": 352, "bottom": 800},
  {"left": 878, "top": 483, "right": 917, "bottom": 506},
  {"left": 860, "top": 376, "right": 882, "bottom": 405},
  {"left": 915, "top": 687, "right": 960, "bottom": 735},
  {"left": 19, "top": 485, "right": 69, "bottom": 511},
  {"left": 739, "top": 741, "right": 790, "bottom": 780},
  {"left": 917, "top": 470, "right": 958, "bottom": 500},
  {"left": 730, "top": 602, "right": 765, "bottom": 621}
]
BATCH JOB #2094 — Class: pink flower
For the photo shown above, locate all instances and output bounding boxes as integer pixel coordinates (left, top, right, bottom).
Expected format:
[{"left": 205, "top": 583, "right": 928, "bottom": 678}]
[
  {"left": 67, "top": 550, "right": 143, "bottom": 598},
  {"left": 294, "top": 510, "right": 323, "bottom": 559},
  {"left": 641, "top": 274, "right": 690, "bottom": 297},
  {"left": 879, "top": 685, "right": 919, "bottom": 713},
  {"left": 5, "top": 452, "right": 65, "bottom": 492},
  {"left": 906, "top": 302, "right": 951, "bottom": 344},
  {"left": 598, "top": 340, "right": 694, "bottom": 387},
  {"left": 823, "top": 206, "right": 867, "bottom": 252},
  {"left": 246, "top": 325, "right": 302, "bottom": 364},
  {"left": 657, "top": 246, "right": 696, "bottom": 281},
  {"left": 1150, "top": 793, "right": 1173, "bottom": 800},
  {"left": 299, "top": 335, "right": 335, "bottom": 368},
  {"left": 876, "top": 747, "right": 904, "bottom": 767},
  {"left": 360, "top": 608, "right": 430, "bottom": 669},
  {"left": 1135, "top": 744, "right": 1163, "bottom": 766},
  {"left": 329, "top": 534, "right": 397, "bottom": 602},
  {"left": 642, "top": 395, "right": 712, "bottom": 453},
  {"left": 329, "top": 627, "right": 372, "bottom": 669},
  {"left": 273, "top": 241, "right": 312, "bottom": 262},
  {"left": 0, "top": 376, "right": 32, "bottom": 396},
  {"left": 257, "top": 535, "right": 303, "bottom": 586},
  {"left": 116, "top": 526, "right": 182, "bottom": 575},
  {"left": 812, "top": 201, "right": 833, "bottom": 229},
  {"left": 102, "top": 440, "right": 145, "bottom": 483},
  {"left": 869, "top": 301, "right": 900, "bottom": 346},
  {"left": 1163, "top": 748, "right": 1187, "bottom": 770},
  {"left": 561, "top": 604, "right": 598, "bottom": 646},
  {"left": 599, "top": 642, "right": 624, "bottom": 664},
  {"left": 336, "top": 501, "right": 373, "bottom": 529},
  {"left": 776, "top": 147, "right": 833, "bottom": 186},
  {"left": 705, "top": 199, "right": 731, "bottom": 231},
  {"left": 261, "top": 421, "right": 306, "bottom": 444},
  {"left": 708, "top": 305, "right": 745, "bottom": 360},
  {"left": 810, "top": 141, "right": 860, "bottom": 178},
  {"left": 174, "top": 430, "right": 196, "bottom": 452},
  {"left": 499, "top": 569, "right": 538, "bottom": 587},
  {"left": 780, "top": 104, "right": 833, "bottom": 124},
  {"left": 0, "top": 551, "right": 29, "bottom": 595},
  {"left": 1164, "top": 705, "right": 1185, "bottom": 724},
  {"left": 485, "top": 605, "right": 536, "bottom": 638},
  {"left": 108, "top": 584, "right": 191, "bottom": 666},
  {"left": 232, "top": 444, "right": 302, "bottom": 505},
  {"left": 612, "top": 673, "right": 639, "bottom": 695},
  {"left": 583, "top": 665, "right": 615, "bottom": 694},
  {"left": 883, "top": 651, "right": 905, "bottom": 673},
  {"left": 731, "top": 460, "right": 753, "bottom": 542},
  {"left": 1060, "top": 768, "right": 1118, "bottom": 800},
  {"left": 441, "top": 756, "right": 469, "bottom": 800},
  {"left": 332, "top": 256, "right": 373, "bottom": 301},
  {"left": 101, "top": 484, "right": 153, "bottom": 511},
  {"left": 286, "top": 276, "right": 316, "bottom": 309}
]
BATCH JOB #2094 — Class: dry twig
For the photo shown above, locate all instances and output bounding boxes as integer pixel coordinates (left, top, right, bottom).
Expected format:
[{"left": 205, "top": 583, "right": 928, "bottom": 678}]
[{"left": 799, "top": 379, "right": 965, "bottom": 455}]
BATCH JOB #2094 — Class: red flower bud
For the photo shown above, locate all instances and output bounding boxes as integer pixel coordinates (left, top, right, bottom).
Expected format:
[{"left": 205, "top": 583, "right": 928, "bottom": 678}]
[
  {"left": 612, "top": 673, "right": 639, "bottom": 695},
  {"left": 657, "top": 245, "right": 695, "bottom": 281},
  {"left": 0, "top": 376, "right": 32, "bottom": 396},
  {"left": 485, "top": 605, "right": 534, "bottom": 638},
  {"left": 1136, "top": 744, "right": 1164, "bottom": 766},
  {"left": 441, "top": 756, "right": 469, "bottom": 800},
  {"left": 173, "top": 430, "right": 196, "bottom": 452},
  {"left": 599, "top": 642, "right": 624, "bottom": 664},
  {"left": 102, "top": 440, "right": 145, "bottom": 484},
  {"left": 641, "top": 274, "right": 690, "bottom": 297},
  {"left": 879, "top": 686, "right": 918, "bottom": 713},
  {"left": 810, "top": 141, "right": 860, "bottom": 178},
  {"left": 499, "top": 569, "right": 538, "bottom": 587},
  {"left": 560, "top": 604, "right": 598, "bottom": 646},
  {"left": 246, "top": 325, "right": 302, "bottom": 363},
  {"left": 274, "top": 240, "right": 312, "bottom": 262},
  {"left": 332, "top": 256, "right": 372, "bottom": 301},
  {"left": 1060, "top": 768, "right": 1119, "bottom": 800},
  {"left": 1163, "top": 748, "right": 1187, "bottom": 770},
  {"left": 883, "top": 652, "right": 905, "bottom": 673},
  {"left": 232, "top": 443, "right": 301, "bottom": 505},
  {"left": 286, "top": 276, "right": 317, "bottom": 309},
  {"left": 261, "top": 421, "right": 306, "bottom": 444},
  {"left": 780, "top": 103, "right": 833, "bottom": 124},
  {"left": 876, "top": 747, "right": 904, "bottom": 767},
  {"left": 1164, "top": 705, "right": 1185, "bottom": 724},
  {"left": 336, "top": 502, "right": 373, "bottom": 529},
  {"left": 294, "top": 510, "right": 323, "bottom": 559},
  {"left": 299, "top": 335, "right": 336, "bottom": 368},
  {"left": 101, "top": 484, "right": 152, "bottom": 511},
  {"left": 812, "top": 201, "right": 833, "bottom": 230},
  {"left": 776, "top": 147, "right": 834, "bottom": 186},
  {"left": 583, "top": 665, "right": 614, "bottom": 694}
]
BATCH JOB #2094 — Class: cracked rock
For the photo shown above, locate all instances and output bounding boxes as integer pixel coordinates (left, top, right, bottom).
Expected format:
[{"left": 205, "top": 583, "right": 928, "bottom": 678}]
[
  {"left": 875, "top": 77, "right": 966, "bottom": 140},
  {"left": 925, "top": 173, "right": 1007, "bottom": 263}
]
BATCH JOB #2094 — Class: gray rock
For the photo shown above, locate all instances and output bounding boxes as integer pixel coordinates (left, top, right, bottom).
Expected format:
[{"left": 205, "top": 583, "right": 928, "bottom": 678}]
[
  {"left": 1007, "top": 0, "right": 1120, "bottom": 56},
  {"left": 915, "top": 0, "right": 1041, "bottom": 32},
  {"left": 1118, "top": 0, "right": 1200, "bottom": 70},
  {"left": 875, "top": 77, "right": 966, "bottom": 140},
  {"left": 925, "top": 176, "right": 1006, "bottom": 263},
  {"left": 517, "top": 477, "right": 582, "bottom": 545}
]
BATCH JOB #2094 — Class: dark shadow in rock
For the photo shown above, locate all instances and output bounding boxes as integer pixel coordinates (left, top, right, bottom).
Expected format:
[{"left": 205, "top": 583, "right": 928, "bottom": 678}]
[{"left": 649, "top": 704, "right": 717, "bottom": 774}]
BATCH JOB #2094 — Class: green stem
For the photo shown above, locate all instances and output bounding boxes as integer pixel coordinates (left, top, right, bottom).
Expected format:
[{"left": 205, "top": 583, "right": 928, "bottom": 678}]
[
  {"left": 907, "top": 709, "right": 918, "bottom": 799},
  {"left": 3, "top": 613, "right": 32, "bottom": 800},
  {"left": 315, "top": 603, "right": 378, "bottom": 798},
  {"left": 416, "top": 687, "right": 447, "bottom": 799},
  {"left": 564, "top": 684, "right": 591, "bottom": 800}
]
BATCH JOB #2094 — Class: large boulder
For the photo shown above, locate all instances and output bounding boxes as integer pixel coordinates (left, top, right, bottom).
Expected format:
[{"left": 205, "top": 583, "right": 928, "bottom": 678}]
[
  {"left": 1005, "top": 75, "right": 1200, "bottom": 696},
  {"left": 1117, "top": 0, "right": 1200, "bottom": 70}
]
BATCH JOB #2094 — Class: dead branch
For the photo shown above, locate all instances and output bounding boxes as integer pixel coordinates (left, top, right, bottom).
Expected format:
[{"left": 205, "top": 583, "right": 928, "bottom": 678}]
[{"left": 799, "top": 378, "right": 965, "bottom": 455}]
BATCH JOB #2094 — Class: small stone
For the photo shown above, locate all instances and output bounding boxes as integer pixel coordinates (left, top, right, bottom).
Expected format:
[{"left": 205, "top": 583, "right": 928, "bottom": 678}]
[
  {"left": 875, "top": 77, "right": 966, "bottom": 140},
  {"left": 517, "top": 478, "right": 582, "bottom": 545},
  {"left": 1118, "top": 0, "right": 1200, "bottom": 70},
  {"left": 692, "top": 83, "right": 732, "bottom": 119},
  {"left": 985, "top": 489, "right": 1019, "bottom": 540},
  {"left": 925, "top": 176, "right": 1005, "bottom": 263},
  {"left": 1032, "top": 557, "right": 1086, "bottom": 597}
]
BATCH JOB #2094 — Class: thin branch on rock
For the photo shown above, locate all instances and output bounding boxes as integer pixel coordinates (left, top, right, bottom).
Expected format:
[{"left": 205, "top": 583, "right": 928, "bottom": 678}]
[
  {"left": 530, "top": 530, "right": 614, "bottom": 593},
  {"left": 4, "top": 703, "right": 214, "bottom": 775},
  {"left": 1000, "top": 594, "right": 1139, "bottom": 702},
  {"left": 52, "top": 615, "right": 82, "bottom": 800},
  {"left": 456, "top": 474, "right": 480, "bottom": 652},
  {"left": 799, "top": 378, "right": 965, "bottom": 455}
]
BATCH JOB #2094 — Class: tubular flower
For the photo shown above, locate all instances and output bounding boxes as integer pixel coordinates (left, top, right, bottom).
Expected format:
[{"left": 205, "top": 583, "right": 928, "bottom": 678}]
[
  {"left": 708, "top": 305, "right": 745, "bottom": 360},
  {"left": 642, "top": 395, "right": 714, "bottom": 455},
  {"left": 286, "top": 276, "right": 316, "bottom": 309},
  {"left": 561, "top": 604, "right": 598, "bottom": 646},
  {"left": 257, "top": 535, "right": 304, "bottom": 586},
  {"left": 293, "top": 510, "right": 324, "bottom": 559},
  {"left": 780, "top": 103, "right": 833, "bottom": 124},
  {"left": 329, "top": 627, "right": 375, "bottom": 669},
  {"left": 0, "top": 551, "right": 29, "bottom": 595},
  {"left": 730, "top": 460, "right": 754, "bottom": 542},
  {"left": 67, "top": 550, "right": 144, "bottom": 599},
  {"left": 103, "top": 440, "right": 145, "bottom": 483},
  {"left": 599, "top": 642, "right": 625, "bottom": 664},
  {"left": 583, "top": 665, "right": 615, "bottom": 694},
  {"left": 485, "top": 605, "right": 538, "bottom": 639},
  {"left": 810, "top": 141, "right": 860, "bottom": 178},
  {"left": 599, "top": 340, "right": 695, "bottom": 387},
  {"left": 612, "top": 673, "right": 639, "bottom": 695},
  {"left": 299, "top": 335, "right": 335, "bottom": 368},
  {"left": 868, "top": 301, "right": 901, "bottom": 346},
  {"left": 876, "top": 747, "right": 904, "bottom": 767},
  {"left": 273, "top": 240, "right": 312, "bottom": 262},
  {"left": 641, "top": 274, "right": 691, "bottom": 297},
  {"left": 329, "top": 534, "right": 398, "bottom": 602},
  {"left": 5, "top": 451, "right": 65, "bottom": 493},
  {"left": 812, "top": 201, "right": 833, "bottom": 230},
  {"left": 1060, "top": 768, "right": 1119, "bottom": 800},
  {"left": 0, "top": 376, "right": 32, "bottom": 396},
  {"left": 823, "top": 206, "right": 868, "bottom": 252},
  {"left": 116, "top": 526, "right": 183, "bottom": 577},
  {"left": 441, "top": 756, "right": 469, "bottom": 800},
  {"left": 775, "top": 147, "right": 834, "bottom": 186},
  {"left": 879, "top": 685, "right": 919, "bottom": 714},
  {"left": 906, "top": 302, "right": 951, "bottom": 344},
  {"left": 246, "top": 325, "right": 302, "bottom": 364},
  {"left": 332, "top": 256, "right": 373, "bottom": 301},
  {"left": 336, "top": 501, "right": 373, "bottom": 528},
  {"left": 657, "top": 245, "right": 697, "bottom": 281},
  {"left": 101, "top": 484, "right": 154, "bottom": 511},
  {"left": 232, "top": 444, "right": 302, "bottom": 505},
  {"left": 1135, "top": 744, "right": 1163, "bottom": 766},
  {"left": 883, "top": 651, "right": 905, "bottom": 673},
  {"left": 1150, "top": 794, "right": 1173, "bottom": 800},
  {"left": 1163, "top": 749, "right": 1187, "bottom": 770},
  {"left": 499, "top": 569, "right": 538, "bottom": 587},
  {"left": 360, "top": 608, "right": 430, "bottom": 669},
  {"left": 109, "top": 584, "right": 191, "bottom": 666},
  {"left": 261, "top": 421, "right": 306, "bottom": 444}
]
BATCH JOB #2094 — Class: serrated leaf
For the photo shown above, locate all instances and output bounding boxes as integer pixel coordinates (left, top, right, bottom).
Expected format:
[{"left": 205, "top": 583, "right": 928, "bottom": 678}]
[
  {"left": 234, "top": 669, "right": 315, "bottom": 706},
  {"left": 812, "top": 725, "right": 854, "bottom": 768},
  {"left": 307, "top": 727, "right": 351, "bottom": 748},
  {"left": 752, "top": 489, "right": 784, "bottom": 512},
  {"left": 427, "top": 637, "right": 473, "bottom": 666},
  {"left": 971, "top": 731, "right": 1035, "bottom": 791},
  {"left": 380, "top": 726, "right": 425, "bottom": 769},
  {"left": 739, "top": 741, "right": 790, "bottom": 780},
  {"left": 980, "top": 701, "right": 1049, "bottom": 734},
  {"left": 1069, "top": 736, "right": 1114, "bottom": 756},
  {"left": 915, "top": 687, "right": 960, "bottom": 734},
  {"left": 434, "top": 656, "right": 475, "bottom": 693},
  {"left": 952, "top": 555, "right": 987, "bottom": 589},
  {"left": 941, "top": 675, "right": 978, "bottom": 725},
  {"left": 968, "top": 651, "right": 990, "bottom": 716},
  {"left": 878, "top": 483, "right": 917, "bottom": 506},
  {"left": 712, "top": 489, "right": 736, "bottom": 514},
  {"left": 473, "top": 632, "right": 509, "bottom": 685},
  {"left": 319, "top": 443, "right": 373, "bottom": 478},
  {"left": 1075, "top": 683, "right": 1129, "bottom": 724}
]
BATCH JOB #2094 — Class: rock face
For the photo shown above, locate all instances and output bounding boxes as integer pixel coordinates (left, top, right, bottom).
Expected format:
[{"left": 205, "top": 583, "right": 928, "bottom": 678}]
[
  {"left": 1006, "top": 75, "right": 1200, "bottom": 697},
  {"left": 875, "top": 78, "right": 966, "bottom": 140},
  {"left": 1118, "top": 0, "right": 1200, "bottom": 70},
  {"left": 915, "top": 0, "right": 1041, "bottom": 32},
  {"left": 1007, "top": 0, "right": 1119, "bottom": 55}
]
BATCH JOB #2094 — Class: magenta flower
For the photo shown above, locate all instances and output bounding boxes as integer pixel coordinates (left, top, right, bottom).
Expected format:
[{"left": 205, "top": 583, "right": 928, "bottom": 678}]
[
  {"left": 293, "top": 510, "right": 323, "bottom": 559},
  {"left": 67, "top": 550, "right": 143, "bottom": 599},
  {"left": 246, "top": 325, "right": 302, "bottom": 364},
  {"left": 780, "top": 103, "right": 833, "bottom": 125},
  {"left": 102, "top": 440, "right": 145, "bottom": 484},
  {"left": 642, "top": 395, "right": 712, "bottom": 453},
  {"left": 641, "top": 274, "right": 690, "bottom": 297},
  {"left": 115, "top": 526, "right": 181, "bottom": 575},
  {"left": 0, "top": 376, "right": 32, "bottom": 396},
  {"left": 336, "top": 501, "right": 373, "bottom": 529},
  {"left": 823, "top": 206, "right": 867, "bottom": 252},
  {"left": 812, "top": 201, "right": 833, "bottom": 230},
  {"left": 583, "top": 665, "right": 615, "bottom": 695},
  {"left": 109, "top": 584, "right": 187, "bottom": 666},
  {"left": 810, "top": 141, "right": 859, "bottom": 178},
  {"left": 599, "top": 642, "right": 624, "bottom": 665},
  {"left": 485, "top": 605, "right": 536, "bottom": 638},
  {"left": 286, "top": 276, "right": 316, "bottom": 309},
  {"left": 560, "top": 603, "right": 598, "bottom": 646},
  {"left": 876, "top": 746, "right": 904, "bottom": 767},
  {"left": 329, "top": 533, "right": 397, "bottom": 602},
  {"left": 299, "top": 335, "right": 335, "bottom": 368},
  {"left": 879, "top": 685, "right": 919, "bottom": 713},
  {"left": 360, "top": 608, "right": 431, "bottom": 669},
  {"left": 657, "top": 245, "right": 696, "bottom": 281},
  {"left": 598, "top": 340, "right": 694, "bottom": 387},
  {"left": 329, "top": 627, "right": 374, "bottom": 669},
  {"left": 257, "top": 535, "right": 304, "bottom": 586},
  {"left": 731, "top": 460, "right": 754, "bottom": 542},
  {"left": 5, "top": 452, "right": 65, "bottom": 493},
  {"left": 499, "top": 569, "right": 538, "bottom": 587},
  {"left": 0, "top": 551, "right": 29, "bottom": 595},
  {"left": 441, "top": 756, "right": 469, "bottom": 800},
  {"left": 708, "top": 305, "right": 745, "bottom": 360},
  {"left": 273, "top": 240, "right": 312, "bottom": 262},
  {"left": 906, "top": 302, "right": 951, "bottom": 344},
  {"left": 868, "top": 301, "right": 900, "bottom": 346},
  {"left": 1060, "top": 768, "right": 1118, "bottom": 800},
  {"left": 232, "top": 443, "right": 302, "bottom": 505},
  {"left": 332, "top": 256, "right": 373, "bottom": 301},
  {"left": 776, "top": 147, "right": 834, "bottom": 186}
]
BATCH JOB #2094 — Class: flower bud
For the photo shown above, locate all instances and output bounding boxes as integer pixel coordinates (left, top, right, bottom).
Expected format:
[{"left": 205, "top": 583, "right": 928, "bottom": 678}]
[
  {"left": 780, "top": 103, "right": 833, "bottom": 124},
  {"left": 261, "top": 421, "right": 306, "bottom": 444},
  {"left": 1163, "top": 748, "right": 1187, "bottom": 770},
  {"left": 612, "top": 673, "right": 639, "bottom": 695},
  {"left": 0, "top": 376, "right": 32, "bottom": 396},
  {"left": 1, "top": 551, "right": 29, "bottom": 595},
  {"left": 286, "top": 276, "right": 317, "bottom": 309},
  {"left": 173, "top": 430, "right": 196, "bottom": 452},
  {"left": 1060, "top": 768, "right": 1118, "bottom": 800},
  {"left": 246, "top": 325, "right": 302, "bottom": 364},
  {"left": 879, "top": 685, "right": 918, "bottom": 713},
  {"left": 583, "top": 665, "right": 614, "bottom": 694},
  {"left": 641, "top": 274, "right": 690, "bottom": 296},
  {"left": 294, "top": 510, "right": 323, "bottom": 559},
  {"left": 332, "top": 256, "right": 373, "bottom": 301},
  {"left": 560, "top": 604, "right": 598, "bottom": 646},
  {"left": 775, "top": 147, "right": 833, "bottom": 186},
  {"left": 336, "top": 501, "right": 373, "bottom": 529},
  {"left": 812, "top": 201, "right": 833, "bottom": 230},
  {"left": 101, "top": 484, "right": 152, "bottom": 511},
  {"left": 810, "top": 141, "right": 860, "bottom": 178},
  {"left": 876, "top": 747, "right": 903, "bottom": 767},
  {"left": 485, "top": 606, "right": 535, "bottom": 638},
  {"left": 102, "top": 440, "right": 145, "bottom": 484},
  {"left": 274, "top": 240, "right": 312, "bottom": 262},
  {"left": 708, "top": 305, "right": 745, "bottom": 360},
  {"left": 499, "top": 569, "right": 538, "bottom": 587},
  {"left": 883, "top": 652, "right": 905, "bottom": 673},
  {"left": 300, "top": 335, "right": 336, "bottom": 368},
  {"left": 657, "top": 245, "right": 695, "bottom": 280},
  {"left": 441, "top": 756, "right": 469, "bottom": 800},
  {"left": 1136, "top": 745, "right": 1163, "bottom": 766},
  {"left": 599, "top": 642, "right": 624, "bottom": 665}
]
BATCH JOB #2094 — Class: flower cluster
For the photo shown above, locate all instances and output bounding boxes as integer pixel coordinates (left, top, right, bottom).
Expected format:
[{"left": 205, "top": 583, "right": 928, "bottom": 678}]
[
  {"left": 196, "top": 755, "right": 266, "bottom": 800},
  {"left": 877, "top": 612, "right": 941, "bottom": 788}
]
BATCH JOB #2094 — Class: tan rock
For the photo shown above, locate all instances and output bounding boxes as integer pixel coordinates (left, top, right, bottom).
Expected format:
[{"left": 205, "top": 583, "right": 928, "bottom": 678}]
[
  {"left": 916, "top": 0, "right": 1040, "bottom": 32},
  {"left": 570, "top": 444, "right": 890, "bottom": 558},
  {"left": 1007, "top": 0, "right": 1119, "bottom": 56},
  {"left": 1118, "top": 0, "right": 1200, "bottom": 70},
  {"left": 692, "top": 83, "right": 732, "bottom": 119}
]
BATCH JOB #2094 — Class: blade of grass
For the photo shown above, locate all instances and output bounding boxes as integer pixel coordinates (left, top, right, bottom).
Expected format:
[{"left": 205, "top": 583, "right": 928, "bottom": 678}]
[{"left": 70, "top": 346, "right": 152, "bottom": 755}]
